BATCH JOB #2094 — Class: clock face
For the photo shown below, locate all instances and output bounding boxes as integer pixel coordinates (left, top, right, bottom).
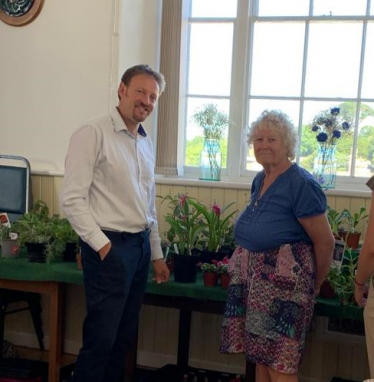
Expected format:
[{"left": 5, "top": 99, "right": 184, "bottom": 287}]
[{"left": 0, "top": 0, "right": 44, "bottom": 26}]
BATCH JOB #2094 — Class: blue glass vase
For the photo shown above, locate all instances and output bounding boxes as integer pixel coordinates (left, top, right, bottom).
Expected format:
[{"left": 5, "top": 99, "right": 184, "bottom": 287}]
[
  {"left": 313, "top": 144, "right": 337, "bottom": 189},
  {"left": 199, "top": 139, "right": 221, "bottom": 181}
]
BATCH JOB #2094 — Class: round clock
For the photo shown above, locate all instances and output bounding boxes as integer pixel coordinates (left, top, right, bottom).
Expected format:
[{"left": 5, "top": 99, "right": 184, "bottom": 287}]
[{"left": 0, "top": 0, "right": 44, "bottom": 26}]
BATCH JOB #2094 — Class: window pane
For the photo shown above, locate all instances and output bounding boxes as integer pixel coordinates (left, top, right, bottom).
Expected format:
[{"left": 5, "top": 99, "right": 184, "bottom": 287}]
[
  {"left": 251, "top": 22, "right": 304, "bottom": 97},
  {"left": 191, "top": 0, "right": 237, "bottom": 18},
  {"left": 305, "top": 22, "right": 362, "bottom": 98},
  {"left": 185, "top": 98, "right": 230, "bottom": 168},
  {"left": 313, "top": 0, "right": 367, "bottom": 16},
  {"left": 245, "top": 99, "right": 300, "bottom": 171},
  {"left": 357, "top": 102, "right": 374, "bottom": 177},
  {"left": 188, "top": 23, "right": 233, "bottom": 96},
  {"left": 362, "top": 23, "right": 374, "bottom": 99},
  {"left": 259, "top": 0, "right": 309, "bottom": 16},
  {"left": 301, "top": 101, "right": 355, "bottom": 177}
]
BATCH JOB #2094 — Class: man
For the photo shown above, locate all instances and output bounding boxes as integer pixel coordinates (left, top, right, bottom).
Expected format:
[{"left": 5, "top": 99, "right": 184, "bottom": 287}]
[{"left": 61, "top": 64, "right": 170, "bottom": 382}]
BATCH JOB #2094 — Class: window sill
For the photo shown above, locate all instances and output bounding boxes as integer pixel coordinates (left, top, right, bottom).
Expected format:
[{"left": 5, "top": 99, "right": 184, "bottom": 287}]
[{"left": 155, "top": 175, "right": 372, "bottom": 198}]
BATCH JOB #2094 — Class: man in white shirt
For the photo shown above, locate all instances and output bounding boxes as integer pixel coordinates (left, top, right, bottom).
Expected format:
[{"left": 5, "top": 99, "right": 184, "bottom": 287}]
[{"left": 61, "top": 64, "right": 170, "bottom": 382}]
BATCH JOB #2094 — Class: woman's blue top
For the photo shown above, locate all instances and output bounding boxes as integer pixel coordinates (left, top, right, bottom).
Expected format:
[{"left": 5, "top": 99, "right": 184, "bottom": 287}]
[{"left": 234, "top": 163, "right": 327, "bottom": 252}]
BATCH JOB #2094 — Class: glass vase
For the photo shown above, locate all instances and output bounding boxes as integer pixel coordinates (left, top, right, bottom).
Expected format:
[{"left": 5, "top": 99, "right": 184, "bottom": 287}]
[
  {"left": 199, "top": 139, "right": 221, "bottom": 181},
  {"left": 313, "top": 144, "right": 337, "bottom": 189}
]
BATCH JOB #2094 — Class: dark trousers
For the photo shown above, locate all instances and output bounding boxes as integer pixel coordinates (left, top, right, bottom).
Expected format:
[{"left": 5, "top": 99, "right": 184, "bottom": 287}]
[{"left": 72, "top": 229, "right": 151, "bottom": 382}]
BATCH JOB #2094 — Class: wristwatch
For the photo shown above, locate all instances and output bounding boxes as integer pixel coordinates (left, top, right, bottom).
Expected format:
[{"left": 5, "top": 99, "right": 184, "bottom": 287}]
[{"left": 0, "top": 0, "right": 44, "bottom": 26}]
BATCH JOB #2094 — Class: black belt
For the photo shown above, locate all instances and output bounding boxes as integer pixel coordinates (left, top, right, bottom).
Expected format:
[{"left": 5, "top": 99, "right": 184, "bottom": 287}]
[{"left": 102, "top": 227, "right": 150, "bottom": 240}]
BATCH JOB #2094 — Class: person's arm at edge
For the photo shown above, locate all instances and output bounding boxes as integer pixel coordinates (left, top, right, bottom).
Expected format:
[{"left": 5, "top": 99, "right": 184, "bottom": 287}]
[
  {"left": 354, "top": 189, "right": 374, "bottom": 307},
  {"left": 298, "top": 213, "right": 335, "bottom": 295}
]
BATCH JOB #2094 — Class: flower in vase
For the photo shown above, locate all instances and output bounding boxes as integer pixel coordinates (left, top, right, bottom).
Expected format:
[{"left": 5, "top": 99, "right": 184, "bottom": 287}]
[{"left": 311, "top": 107, "right": 351, "bottom": 148}]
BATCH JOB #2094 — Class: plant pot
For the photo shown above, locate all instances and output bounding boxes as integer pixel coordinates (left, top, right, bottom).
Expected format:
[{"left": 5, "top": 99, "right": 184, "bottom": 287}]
[
  {"left": 63, "top": 242, "right": 78, "bottom": 262},
  {"left": 203, "top": 272, "right": 218, "bottom": 287},
  {"left": 319, "top": 280, "right": 335, "bottom": 299},
  {"left": 0, "top": 239, "right": 20, "bottom": 258},
  {"left": 200, "top": 250, "right": 229, "bottom": 264},
  {"left": 346, "top": 232, "right": 361, "bottom": 249},
  {"left": 26, "top": 242, "right": 47, "bottom": 263},
  {"left": 173, "top": 253, "right": 200, "bottom": 283},
  {"left": 219, "top": 273, "right": 230, "bottom": 289}
]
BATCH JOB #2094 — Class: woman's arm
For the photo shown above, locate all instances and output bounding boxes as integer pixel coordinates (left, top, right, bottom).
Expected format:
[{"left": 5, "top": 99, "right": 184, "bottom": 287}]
[{"left": 298, "top": 213, "right": 335, "bottom": 294}]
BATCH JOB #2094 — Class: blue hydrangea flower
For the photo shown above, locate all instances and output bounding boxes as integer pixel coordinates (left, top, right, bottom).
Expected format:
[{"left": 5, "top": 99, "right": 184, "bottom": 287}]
[
  {"left": 312, "top": 125, "right": 319, "bottom": 132},
  {"left": 342, "top": 122, "right": 350, "bottom": 130},
  {"left": 317, "top": 132, "right": 328, "bottom": 142},
  {"left": 331, "top": 107, "right": 340, "bottom": 116},
  {"left": 333, "top": 130, "right": 341, "bottom": 138}
]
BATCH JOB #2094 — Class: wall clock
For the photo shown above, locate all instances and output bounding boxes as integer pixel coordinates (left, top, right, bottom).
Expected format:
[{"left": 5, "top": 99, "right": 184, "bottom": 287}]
[{"left": 0, "top": 0, "right": 44, "bottom": 26}]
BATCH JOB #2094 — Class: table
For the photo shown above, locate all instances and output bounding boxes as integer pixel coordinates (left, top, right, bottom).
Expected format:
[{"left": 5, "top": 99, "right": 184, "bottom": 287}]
[{"left": 0, "top": 255, "right": 364, "bottom": 382}]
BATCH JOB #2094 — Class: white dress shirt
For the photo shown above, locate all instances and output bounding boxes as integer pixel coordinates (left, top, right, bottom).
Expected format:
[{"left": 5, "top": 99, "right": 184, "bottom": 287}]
[{"left": 60, "top": 107, "right": 163, "bottom": 261}]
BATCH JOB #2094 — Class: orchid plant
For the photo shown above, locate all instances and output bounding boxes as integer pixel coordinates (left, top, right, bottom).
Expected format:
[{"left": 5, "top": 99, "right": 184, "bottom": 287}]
[
  {"left": 160, "top": 194, "right": 237, "bottom": 255},
  {"left": 161, "top": 193, "right": 206, "bottom": 256},
  {"left": 188, "top": 199, "right": 237, "bottom": 252}
]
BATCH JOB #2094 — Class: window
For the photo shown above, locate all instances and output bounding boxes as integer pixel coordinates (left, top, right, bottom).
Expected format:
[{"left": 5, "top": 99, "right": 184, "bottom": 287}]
[{"left": 179, "top": 0, "right": 374, "bottom": 189}]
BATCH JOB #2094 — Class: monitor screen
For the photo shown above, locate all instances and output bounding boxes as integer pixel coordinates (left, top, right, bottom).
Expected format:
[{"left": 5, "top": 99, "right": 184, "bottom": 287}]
[{"left": 0, "top": 165, "right": 27, "bottom": 215}]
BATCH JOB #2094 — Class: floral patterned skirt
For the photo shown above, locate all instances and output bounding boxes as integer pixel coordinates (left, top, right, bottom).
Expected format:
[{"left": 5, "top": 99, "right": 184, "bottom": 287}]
[{"left": 220, "top": 242, "right": 316, "bottom": 374}]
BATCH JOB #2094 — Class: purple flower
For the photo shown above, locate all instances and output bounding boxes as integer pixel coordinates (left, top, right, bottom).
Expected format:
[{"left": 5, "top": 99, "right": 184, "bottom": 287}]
[
  {"left": 317, "top": 132, "right": 328, "bottom": 142},
  {"left": 342, "top": 122, "right": 350, "bottom": 130},
  {"left": 332, "top": 130, "right": 341, "bottom": 138}
]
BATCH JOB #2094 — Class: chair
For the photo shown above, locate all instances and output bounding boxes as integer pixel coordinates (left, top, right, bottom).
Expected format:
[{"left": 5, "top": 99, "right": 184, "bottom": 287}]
[{"left": 0, "top": 155, "right": 44, "bottom": 357}]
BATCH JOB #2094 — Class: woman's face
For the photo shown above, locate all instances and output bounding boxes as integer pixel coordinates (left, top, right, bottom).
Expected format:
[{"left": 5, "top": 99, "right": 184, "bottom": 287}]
[{"left": 252, "top": 125, "right": 289, "bottom": 167}]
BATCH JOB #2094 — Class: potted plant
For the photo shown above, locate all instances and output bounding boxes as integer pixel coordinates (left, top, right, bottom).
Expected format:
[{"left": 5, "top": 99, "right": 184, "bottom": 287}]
[
  {"left": 326, "top": 206, "right": 346, "bottom": 240},
  {"left": 200, "top": 262, "right": 218, "bottom": 287},
  {"left": 13, "top": 199, "right": 54, "bottom": 263},
  {"left": 325, "top": 247, "right": 358, "bottom": 305},
  {"left": 340, "top": 207, "right": 368, "bottom": 248},
  {"left": 161, "top": 193, "right": 206, "bottom": 283},
  {"left": 0, "top": 223, "right": 20, "bottom": 258},
  {"left": 53, "top": 218, "right": 79, "bottom": 262},
  {"left": 214, "top": 257, "right": 230, "bottom": 289},
  {"left": 188, "top": 198, "right": 237, "bottom": 263},
  {"left": 191, "top": 103, "right": 230, "bottom": 181}
]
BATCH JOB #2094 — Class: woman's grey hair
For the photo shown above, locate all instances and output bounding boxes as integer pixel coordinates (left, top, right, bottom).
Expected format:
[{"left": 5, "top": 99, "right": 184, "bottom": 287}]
[
  {"left": 247, "top": 109, "right": 297, "bottom": 160},
  {"left": 121, "top": 64, "right": 166, "bottom": 94}
]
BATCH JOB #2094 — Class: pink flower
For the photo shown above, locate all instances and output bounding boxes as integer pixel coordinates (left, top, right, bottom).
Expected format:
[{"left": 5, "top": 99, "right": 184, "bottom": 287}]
[
  {"left": 212, "top": 203, "right": 221, "bottom": 216},
  {"left": 179, "top": 193, "right": 188, "bottom": 206}
]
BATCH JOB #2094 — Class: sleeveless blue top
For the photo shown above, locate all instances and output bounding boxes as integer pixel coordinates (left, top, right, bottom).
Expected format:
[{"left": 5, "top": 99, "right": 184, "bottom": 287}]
[{"left": 234, "top": 164, "right": 327, "bottom": 252}]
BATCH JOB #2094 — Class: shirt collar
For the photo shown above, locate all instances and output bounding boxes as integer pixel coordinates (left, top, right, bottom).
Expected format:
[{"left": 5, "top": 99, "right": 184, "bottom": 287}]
[{"left": 111, "top": 107, "right": 147, "bottom": 137}]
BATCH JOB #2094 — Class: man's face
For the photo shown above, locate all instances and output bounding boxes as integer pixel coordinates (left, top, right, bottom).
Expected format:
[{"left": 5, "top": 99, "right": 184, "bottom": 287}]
[{"left": 118, "top": 74, "right": 160, "bottom": 125}]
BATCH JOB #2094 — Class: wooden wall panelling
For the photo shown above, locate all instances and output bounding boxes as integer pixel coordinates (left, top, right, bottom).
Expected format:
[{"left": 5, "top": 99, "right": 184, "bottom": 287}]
[
  {"left": 350, "top": 345, "right": 370, "bottom": 381},
  {"left": 322, "top": 342, "right": 339, "bottom": 379}
]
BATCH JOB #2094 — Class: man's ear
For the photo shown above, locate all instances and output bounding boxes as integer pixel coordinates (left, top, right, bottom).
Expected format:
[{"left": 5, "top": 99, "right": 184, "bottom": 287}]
[{"left": 118, "top": 82, "right": 126, "bottom": 101}]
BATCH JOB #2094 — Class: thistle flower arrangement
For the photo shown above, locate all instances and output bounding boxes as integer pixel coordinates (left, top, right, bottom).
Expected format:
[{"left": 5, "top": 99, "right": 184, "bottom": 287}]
[
  {"left": 311, "top": 107, "right": 350, "bottom": 147},
  {"left": 192, "top": 103, "right": 230, "bottom": 140}
]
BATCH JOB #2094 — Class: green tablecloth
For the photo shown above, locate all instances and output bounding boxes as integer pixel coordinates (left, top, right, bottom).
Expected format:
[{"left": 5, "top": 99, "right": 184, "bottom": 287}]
[{"left": 0, "top": 255, "right": 364, "bottom": 320}]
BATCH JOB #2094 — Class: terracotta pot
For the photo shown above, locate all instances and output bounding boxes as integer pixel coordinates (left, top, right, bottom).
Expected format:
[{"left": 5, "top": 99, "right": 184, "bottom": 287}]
[
  {"left": 220, "top": 273, "right": 230, "bottom": 289},
  {"left": 203, "top": 272, "right": 218, "bottom": 287},
  {"left": 346, "top": 232, "right": 361, "bottom": 249},
  {"left": 319, "top": 280, "right": 335, "bottom": 299}
]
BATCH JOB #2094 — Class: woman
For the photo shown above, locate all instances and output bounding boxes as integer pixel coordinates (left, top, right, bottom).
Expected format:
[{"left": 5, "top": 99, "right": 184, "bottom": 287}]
[
  {"left": 354, "top": 176, "right": 374, "bottom": 378},
  {"left": 220, "top": 110, "right": 335, "bottom": 382}
]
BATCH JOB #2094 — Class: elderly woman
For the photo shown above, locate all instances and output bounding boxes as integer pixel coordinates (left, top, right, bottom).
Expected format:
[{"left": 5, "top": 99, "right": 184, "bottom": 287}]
[{"left": 220, "top": 110, "right": 335, "bottom": 382}]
